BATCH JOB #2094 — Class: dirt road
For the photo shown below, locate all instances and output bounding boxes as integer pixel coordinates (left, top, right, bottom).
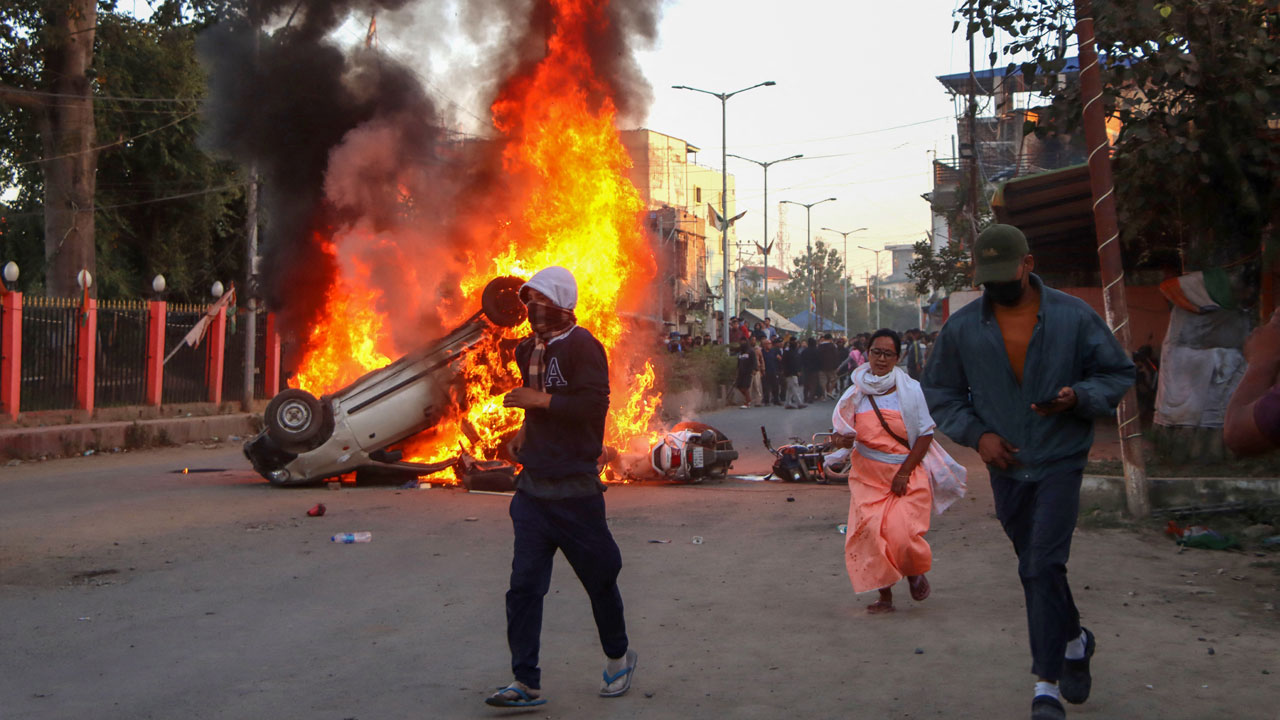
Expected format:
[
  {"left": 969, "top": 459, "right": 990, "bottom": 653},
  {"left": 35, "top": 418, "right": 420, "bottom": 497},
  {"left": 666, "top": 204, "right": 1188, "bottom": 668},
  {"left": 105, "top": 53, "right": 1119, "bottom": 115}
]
[{"left": 0, "top": 406, "right": 1275, "bottom": 719}]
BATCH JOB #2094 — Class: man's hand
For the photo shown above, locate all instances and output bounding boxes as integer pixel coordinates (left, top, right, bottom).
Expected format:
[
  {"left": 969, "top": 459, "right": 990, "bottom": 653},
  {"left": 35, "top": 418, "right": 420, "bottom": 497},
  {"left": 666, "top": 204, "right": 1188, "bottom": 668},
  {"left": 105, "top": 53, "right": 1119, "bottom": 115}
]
[
  {"left": 832, "top": 433, "right": 855, "bottom": 449},
  {"left": 508, "top": 426, "right": 526, "bottom": 458},
  {"left": 503, "top": 387, "right": 552, "bottom": 410},
  {"left": 978, "top": 432, "right": 1020, "bottom": 470},
  {"left": 890, "top": 470, "right": 910, "bottom": 496},
  {"left": 1032, "top": 386, "right": 1078, "bottom": 416}
]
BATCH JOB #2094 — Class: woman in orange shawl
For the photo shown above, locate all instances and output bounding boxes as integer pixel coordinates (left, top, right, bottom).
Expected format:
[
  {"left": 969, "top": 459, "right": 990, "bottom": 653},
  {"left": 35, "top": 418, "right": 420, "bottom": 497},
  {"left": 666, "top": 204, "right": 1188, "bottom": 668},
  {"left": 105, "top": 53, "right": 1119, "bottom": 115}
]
[{"left": 834, "top": 328, "right": 937, "bottom": 613}]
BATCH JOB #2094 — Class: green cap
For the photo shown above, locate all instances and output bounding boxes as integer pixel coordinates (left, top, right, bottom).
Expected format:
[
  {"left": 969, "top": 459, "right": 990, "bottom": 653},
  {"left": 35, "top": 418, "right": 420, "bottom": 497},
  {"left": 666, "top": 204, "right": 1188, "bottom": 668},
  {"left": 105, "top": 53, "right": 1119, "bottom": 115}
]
[{"left": 972, "top": 224, "right": 1029, "bottom": 285}]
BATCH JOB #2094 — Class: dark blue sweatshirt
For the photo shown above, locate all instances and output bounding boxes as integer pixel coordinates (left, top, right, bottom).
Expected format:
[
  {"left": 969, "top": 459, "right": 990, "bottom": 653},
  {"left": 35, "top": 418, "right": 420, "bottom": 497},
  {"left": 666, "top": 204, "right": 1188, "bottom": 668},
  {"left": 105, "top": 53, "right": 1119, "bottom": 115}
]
[{"left": 513, "top": 326, "right": 610, "bottom": 495}]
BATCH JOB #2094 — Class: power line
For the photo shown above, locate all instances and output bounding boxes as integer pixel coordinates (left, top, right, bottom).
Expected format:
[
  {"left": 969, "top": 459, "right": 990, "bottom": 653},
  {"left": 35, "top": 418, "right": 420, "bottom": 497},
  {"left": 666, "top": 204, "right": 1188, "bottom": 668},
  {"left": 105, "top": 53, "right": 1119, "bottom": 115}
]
[
  {"left": 1, "top": 182, "right": 244, "bottom": 219},
  {"left": 12, "top": 111, "right": 198, "bottom": 167},
  {"left": 0, "top": 87, "right": 200, "bottom": 104},
  {"left": 698, "top": 115, "right": 954, "bottom": 154}
]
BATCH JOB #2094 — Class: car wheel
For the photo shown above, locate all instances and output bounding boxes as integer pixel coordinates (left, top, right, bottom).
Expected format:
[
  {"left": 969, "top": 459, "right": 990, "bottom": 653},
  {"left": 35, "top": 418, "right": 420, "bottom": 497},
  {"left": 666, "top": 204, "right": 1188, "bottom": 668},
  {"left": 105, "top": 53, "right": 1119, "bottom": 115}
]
[
  {"left": 482, "top": 276, "right": 528, "bottom": 328},
  {"left": 265, "top": 389, "right": 324, "bottom": 450}
]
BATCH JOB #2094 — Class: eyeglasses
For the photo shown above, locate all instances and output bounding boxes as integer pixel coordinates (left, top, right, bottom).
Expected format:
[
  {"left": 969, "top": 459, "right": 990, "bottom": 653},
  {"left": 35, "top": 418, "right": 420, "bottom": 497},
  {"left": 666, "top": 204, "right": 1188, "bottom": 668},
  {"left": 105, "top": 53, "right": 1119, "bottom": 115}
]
[{"left": 868, "top": 349, "right": 898, "bottom": 359}]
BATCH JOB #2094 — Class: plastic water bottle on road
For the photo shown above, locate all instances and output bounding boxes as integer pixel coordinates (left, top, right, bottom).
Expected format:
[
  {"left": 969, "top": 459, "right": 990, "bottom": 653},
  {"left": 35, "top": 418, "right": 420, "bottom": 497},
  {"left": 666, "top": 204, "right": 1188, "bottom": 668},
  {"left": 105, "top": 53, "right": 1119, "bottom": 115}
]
[{"left": 331, "top": 532, "right": 372, "bottom": 543}]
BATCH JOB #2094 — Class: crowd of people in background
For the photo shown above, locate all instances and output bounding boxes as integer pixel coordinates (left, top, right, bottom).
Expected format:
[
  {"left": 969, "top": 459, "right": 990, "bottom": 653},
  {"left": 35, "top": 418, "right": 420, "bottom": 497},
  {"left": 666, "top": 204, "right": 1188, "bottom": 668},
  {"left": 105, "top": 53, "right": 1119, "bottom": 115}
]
[{"left": 664, "top": 315, "right": 940, "bottom": 410}]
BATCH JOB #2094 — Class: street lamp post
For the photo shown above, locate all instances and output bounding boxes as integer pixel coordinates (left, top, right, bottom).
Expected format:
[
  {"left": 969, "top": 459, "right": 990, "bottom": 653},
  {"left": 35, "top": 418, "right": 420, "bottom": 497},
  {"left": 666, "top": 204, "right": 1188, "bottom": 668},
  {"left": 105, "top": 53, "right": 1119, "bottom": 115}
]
[
  {"left": 822, "top": 226, "right": 867, "bottom": 335},
  {"left": 673, "top": 81, "right": 775, "bottom": 346},
  {"left": 781, "top": 197, "right": 836, "bottom": 336},
  {"left": 859, "top": 245, "right": 886, "bottom": 329},
  {"left": 727, "top": 153, "right": 802, "bottom": 320}
]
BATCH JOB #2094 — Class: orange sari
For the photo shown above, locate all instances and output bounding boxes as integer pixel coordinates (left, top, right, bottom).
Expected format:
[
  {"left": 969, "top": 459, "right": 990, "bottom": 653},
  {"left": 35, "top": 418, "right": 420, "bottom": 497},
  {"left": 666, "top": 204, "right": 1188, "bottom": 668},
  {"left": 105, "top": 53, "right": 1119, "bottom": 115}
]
[{"left": 844, "top": 401, "right": 932, "bottom": 594}]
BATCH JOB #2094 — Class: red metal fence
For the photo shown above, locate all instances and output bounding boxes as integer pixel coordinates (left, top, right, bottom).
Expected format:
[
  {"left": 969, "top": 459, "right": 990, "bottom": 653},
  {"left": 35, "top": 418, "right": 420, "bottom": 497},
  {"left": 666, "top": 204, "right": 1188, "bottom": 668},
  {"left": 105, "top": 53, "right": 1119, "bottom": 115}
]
[{"left": 0, "top": 291, "right": 282, "bottom": 419}]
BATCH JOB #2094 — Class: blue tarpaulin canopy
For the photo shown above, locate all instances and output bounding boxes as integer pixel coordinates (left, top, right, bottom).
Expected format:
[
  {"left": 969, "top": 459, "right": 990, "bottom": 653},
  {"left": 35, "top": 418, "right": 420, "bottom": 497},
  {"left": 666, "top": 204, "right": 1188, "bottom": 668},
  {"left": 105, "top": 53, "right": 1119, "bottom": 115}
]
[{"left": 786, "top": 310, "right": 846, "bottom": 335}]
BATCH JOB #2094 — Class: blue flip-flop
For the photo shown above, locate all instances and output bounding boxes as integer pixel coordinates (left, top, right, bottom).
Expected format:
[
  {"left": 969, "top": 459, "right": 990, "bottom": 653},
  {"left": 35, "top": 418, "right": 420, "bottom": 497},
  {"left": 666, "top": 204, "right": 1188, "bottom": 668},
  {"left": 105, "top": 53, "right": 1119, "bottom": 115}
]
[
  {"left": 599, "top": 648, "right": 638, "bottom": 697},
  {"left": 485, "top": 684, "right": 546, "bottom": 708}
]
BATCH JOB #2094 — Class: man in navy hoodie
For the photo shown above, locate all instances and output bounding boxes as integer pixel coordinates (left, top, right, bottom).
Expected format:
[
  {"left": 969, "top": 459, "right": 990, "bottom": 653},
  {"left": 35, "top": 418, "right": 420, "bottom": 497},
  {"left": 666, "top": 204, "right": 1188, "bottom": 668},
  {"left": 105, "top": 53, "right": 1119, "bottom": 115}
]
[{"left": 486, "top": 266, "right": 637, "bottom": 709}]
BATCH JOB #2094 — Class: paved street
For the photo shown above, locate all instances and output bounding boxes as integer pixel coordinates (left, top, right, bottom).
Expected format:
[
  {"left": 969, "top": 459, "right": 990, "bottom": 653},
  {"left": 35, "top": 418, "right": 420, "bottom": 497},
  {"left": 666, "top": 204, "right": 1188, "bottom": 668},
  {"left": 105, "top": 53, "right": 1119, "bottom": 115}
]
[{"left": 1, "top": 406, "right": 1276, "bottom": 719}]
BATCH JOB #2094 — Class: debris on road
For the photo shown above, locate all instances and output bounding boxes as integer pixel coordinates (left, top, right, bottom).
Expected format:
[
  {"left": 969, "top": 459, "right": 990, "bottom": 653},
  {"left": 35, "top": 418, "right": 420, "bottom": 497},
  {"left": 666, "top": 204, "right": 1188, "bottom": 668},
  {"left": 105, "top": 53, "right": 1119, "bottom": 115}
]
[
  {"left": 306, "top": 503, "right": 326, "bottom": 517},
  {"left": 465, "top": 517, "right": 479, "bottom": 522},
  {"left": 1164, "top": 521, "right": 1241, "bottom": 550},
  {"left": 691, "top": 536, "right": 704, "bottom": 545},
  {"left": 648, "top": 539, "right": 670, "bottom": 544},
  {"left": 838, "top": 524, "right": 847, "bottom": 535},
  {"left": 331, "top": 532, "right": 372, "bottom": 543},
  {"left": 1242, "top": 524, "right": 1275, "bottom": 539}
]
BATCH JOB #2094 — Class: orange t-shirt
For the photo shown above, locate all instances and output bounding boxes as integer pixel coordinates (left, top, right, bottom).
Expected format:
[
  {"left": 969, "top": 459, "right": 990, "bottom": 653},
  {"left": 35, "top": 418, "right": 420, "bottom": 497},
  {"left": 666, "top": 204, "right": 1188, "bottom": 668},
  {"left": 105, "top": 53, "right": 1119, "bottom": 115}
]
[{"left": 992, "top": 292, "right": 1041, "bottom": 385}]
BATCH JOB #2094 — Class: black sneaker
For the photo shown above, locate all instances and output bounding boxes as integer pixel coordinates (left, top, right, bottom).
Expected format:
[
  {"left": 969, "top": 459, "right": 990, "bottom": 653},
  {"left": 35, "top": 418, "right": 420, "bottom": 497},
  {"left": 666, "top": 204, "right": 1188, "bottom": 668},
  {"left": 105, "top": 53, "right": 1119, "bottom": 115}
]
[
  {"left": 1060, "top": 627, "right": 1095, "bottom": 704},
  {"left": 1031, "top": 695, "right": 1066, "bottom": 720}
]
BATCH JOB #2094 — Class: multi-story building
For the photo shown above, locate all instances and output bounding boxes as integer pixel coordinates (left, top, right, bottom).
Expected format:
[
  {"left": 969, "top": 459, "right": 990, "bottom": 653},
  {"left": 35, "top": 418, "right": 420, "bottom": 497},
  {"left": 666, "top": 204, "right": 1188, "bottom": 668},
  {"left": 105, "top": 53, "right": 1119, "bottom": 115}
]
[
  {"left": 621, "top": 129, "right": 739, "bottom": 336},
  {"left": 877, "top": 243, "right": 920, "bottom": 301},
  {"left": 924, "top": 60, "right": 1174, "bottom": 350}
]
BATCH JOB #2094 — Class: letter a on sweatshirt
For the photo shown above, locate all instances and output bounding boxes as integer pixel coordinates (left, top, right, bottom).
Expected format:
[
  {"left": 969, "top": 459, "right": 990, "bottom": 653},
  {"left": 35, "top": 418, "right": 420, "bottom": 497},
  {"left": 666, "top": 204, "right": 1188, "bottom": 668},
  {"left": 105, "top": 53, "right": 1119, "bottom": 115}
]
[{"left": 544, "top": 357, "right": 568, "bottom": 388}]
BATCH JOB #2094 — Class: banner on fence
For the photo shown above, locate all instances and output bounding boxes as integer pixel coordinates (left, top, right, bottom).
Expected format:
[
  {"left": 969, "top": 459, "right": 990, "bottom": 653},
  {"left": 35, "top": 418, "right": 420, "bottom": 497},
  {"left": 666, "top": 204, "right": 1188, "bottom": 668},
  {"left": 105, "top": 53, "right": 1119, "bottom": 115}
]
[{"left": 164, "top": 284, "right": 236, "bottom": 365}]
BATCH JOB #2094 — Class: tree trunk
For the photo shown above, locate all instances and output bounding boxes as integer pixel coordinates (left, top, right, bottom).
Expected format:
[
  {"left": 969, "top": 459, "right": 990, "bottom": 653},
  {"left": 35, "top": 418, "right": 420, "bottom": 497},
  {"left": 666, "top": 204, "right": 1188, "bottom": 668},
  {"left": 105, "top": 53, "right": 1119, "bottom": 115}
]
[{"left": 39, "top": 0, "right": 98, "bottom": 297}]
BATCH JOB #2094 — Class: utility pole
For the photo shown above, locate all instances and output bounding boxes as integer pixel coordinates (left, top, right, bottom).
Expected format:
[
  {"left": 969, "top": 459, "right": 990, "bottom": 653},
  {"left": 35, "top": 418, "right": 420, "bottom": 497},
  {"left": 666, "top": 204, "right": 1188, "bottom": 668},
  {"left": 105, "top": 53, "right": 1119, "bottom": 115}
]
[
  {"left": 966, "top": 0, "right": 981, "bottom": 250},
  {"left": 1073, "top": 0, "right": 1149, "bottom": 517},
  {"left": 241, "top": 4, "right": 260, "bottom": 412},
  {"left": 728, "top": 152, "right": 803, "bottom": 319},
  {"left": 781, "top": 197, "right": 837, "bottom": 336},
  {"left": 859, "top": 245, "right": 886, "bottom": 329},
  {"left": 864, "top": 269, "right": 872, "bottom": 333},
  {"left": 241, "top": 171, "right": 259, "bottom": 411},
  {"left": 673, "top": 81, "right": 775, "bottom": 345},
  {"left": 823, "top": 226, "right": 867, "bottom": 335}
]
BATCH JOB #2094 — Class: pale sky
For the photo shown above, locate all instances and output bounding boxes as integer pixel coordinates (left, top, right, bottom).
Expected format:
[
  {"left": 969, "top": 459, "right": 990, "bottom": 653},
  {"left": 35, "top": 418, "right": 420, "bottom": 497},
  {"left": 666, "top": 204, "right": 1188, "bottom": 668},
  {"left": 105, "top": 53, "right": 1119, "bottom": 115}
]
[
  {"left": 361, "top": 0, "right": 980, "bottom": 282},
  {"left": 3, "top": 0, "right": 980, "bottom": 284},
  {"left": 635, "top": 0, "right": 973, "bottom": 280}
]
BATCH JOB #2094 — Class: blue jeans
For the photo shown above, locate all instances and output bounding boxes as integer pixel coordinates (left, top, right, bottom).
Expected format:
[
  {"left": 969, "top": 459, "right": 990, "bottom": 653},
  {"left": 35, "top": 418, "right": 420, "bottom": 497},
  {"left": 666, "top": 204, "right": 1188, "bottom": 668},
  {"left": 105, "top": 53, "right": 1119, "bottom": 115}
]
[
  {"left": 506, "top": 490, "right": 628, "bottom": 688},
  {"left": 990, "top": 469, "right": 1083, "bottom": 681}
]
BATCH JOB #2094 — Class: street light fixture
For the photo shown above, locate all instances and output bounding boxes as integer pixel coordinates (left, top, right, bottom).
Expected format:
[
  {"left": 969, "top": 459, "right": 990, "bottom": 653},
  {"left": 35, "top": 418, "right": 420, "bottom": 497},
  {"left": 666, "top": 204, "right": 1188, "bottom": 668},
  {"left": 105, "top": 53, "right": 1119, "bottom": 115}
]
[
  {"left": 673, "top": 80, "right": 776, "bottom": 345},
  {"left": 780, "top": 197, "right": 837, "bottom": 335},
  {"left": 727, "top": 152, "right": 803, "bottom": 319},
  {"left": 822, "top": 227, "right": 867, "bottom": 334},
  {"left": 859, "top": 244, "right": 887, "bottom": 329}
]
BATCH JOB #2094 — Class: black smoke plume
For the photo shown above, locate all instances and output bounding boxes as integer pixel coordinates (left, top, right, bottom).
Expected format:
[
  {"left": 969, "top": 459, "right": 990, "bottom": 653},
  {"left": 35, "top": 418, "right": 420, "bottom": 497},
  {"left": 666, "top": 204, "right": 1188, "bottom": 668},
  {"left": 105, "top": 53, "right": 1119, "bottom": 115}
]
[{"left": 198, "top": 0, "right": 662, "bottom": 367}]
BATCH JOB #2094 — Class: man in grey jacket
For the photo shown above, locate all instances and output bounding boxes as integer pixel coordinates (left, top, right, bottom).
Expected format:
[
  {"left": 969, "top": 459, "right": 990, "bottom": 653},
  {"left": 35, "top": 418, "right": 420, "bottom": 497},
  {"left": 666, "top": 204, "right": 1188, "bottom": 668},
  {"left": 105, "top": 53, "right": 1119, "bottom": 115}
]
[{"left": 922, "top": 225, "right": 1134, "bottom": 720}]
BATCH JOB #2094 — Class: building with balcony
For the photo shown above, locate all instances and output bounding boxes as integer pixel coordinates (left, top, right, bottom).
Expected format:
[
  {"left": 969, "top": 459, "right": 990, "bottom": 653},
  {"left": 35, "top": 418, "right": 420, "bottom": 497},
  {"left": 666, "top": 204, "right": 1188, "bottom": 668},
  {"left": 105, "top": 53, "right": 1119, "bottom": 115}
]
[{"left": 621, "top": 129, "right": 739, "bottom": 336}]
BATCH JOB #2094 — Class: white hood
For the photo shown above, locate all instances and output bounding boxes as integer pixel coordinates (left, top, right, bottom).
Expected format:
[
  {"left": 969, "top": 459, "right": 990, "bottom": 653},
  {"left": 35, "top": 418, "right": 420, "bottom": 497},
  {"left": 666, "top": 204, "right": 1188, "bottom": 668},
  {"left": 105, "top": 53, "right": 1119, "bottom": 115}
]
[{"left": 521, "top": 266, "right": 578, "bottom": 310}]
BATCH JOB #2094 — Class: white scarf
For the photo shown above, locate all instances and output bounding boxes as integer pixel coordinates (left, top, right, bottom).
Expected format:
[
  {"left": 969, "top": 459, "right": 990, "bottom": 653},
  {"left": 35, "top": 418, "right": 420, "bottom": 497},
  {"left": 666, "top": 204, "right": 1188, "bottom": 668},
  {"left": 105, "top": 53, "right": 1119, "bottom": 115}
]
[
  {"left": 830, "top": 364, "right": 968, "bottom": 515},
  {"left": 835, "top": 364, "right": 931, "bottom": 449}
]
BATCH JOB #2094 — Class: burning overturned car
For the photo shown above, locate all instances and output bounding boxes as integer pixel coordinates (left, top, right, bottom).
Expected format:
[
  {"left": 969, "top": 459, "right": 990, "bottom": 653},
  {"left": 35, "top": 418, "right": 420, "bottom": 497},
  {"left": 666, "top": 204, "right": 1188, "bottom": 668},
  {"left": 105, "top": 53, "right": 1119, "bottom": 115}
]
[
  {"left": 244, "top": 274, "right": 742, "bottom": 486},
  {"left": 243, "top": 276, "right": 528, "bottom": 485}
]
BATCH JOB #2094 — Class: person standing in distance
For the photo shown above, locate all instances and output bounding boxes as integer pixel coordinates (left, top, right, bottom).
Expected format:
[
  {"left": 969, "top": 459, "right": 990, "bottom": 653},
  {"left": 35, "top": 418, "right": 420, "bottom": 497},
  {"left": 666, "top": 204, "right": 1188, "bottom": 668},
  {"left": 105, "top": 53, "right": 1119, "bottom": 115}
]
[
  {"left": 921, "top": 225, "right": 1134, "bottom": 720},
  {"left": 487, "top": 266, "right": 637, "bottom": 708}
]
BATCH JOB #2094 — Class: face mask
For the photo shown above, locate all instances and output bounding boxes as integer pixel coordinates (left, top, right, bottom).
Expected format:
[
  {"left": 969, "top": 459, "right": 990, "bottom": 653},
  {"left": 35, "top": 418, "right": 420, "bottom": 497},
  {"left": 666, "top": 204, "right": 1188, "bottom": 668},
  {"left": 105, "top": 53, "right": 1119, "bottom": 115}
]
[
  {"left": 526, "top": 302, "right": 575, "bottom": 335},
  {"left": 984, "top": 280, "right": 1025, "bottom": 307}
]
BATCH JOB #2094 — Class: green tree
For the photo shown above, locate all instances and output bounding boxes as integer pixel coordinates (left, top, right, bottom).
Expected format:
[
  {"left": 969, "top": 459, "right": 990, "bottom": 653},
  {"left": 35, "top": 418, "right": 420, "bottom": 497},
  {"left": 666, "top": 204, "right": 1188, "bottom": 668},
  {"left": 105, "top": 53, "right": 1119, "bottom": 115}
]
[
  {"left": 1, "top": 0, "right": 100, "bottom": 295},
  {"left": 959, "top": 0, "right": 1280, "bottom": 269},
  {"left": 1, "top": 1, "right": 246, "bottom": 299},
  {"left": 92, "top": 9, "right": 245, "bottom": 300},
  {"left": 907, "top": 237, "right": 972, "bottom": 296}
]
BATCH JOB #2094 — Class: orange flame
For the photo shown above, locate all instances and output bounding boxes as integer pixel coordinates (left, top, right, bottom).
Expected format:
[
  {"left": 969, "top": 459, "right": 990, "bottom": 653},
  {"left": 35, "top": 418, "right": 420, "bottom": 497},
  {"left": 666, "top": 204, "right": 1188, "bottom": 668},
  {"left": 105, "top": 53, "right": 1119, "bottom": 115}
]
[{"left": 291, "top": 0, "right": 662, "bottom": 476}]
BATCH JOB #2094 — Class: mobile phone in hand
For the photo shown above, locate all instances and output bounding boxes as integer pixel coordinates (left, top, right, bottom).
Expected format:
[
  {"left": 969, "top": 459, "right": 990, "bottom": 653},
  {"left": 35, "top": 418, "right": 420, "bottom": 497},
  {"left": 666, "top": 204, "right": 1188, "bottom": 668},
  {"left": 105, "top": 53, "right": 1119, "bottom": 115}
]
[{"left": 1033, "top": 394, "right": 1062, "bottom": 408}]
